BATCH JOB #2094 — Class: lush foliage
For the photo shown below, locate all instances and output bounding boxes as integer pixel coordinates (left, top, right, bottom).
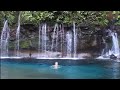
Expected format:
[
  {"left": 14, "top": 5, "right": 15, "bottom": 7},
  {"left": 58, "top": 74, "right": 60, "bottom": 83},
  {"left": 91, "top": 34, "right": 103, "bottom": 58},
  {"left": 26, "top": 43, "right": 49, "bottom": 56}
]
[{"left": 0, "top": 11, "right": 120, "bottom": 27}]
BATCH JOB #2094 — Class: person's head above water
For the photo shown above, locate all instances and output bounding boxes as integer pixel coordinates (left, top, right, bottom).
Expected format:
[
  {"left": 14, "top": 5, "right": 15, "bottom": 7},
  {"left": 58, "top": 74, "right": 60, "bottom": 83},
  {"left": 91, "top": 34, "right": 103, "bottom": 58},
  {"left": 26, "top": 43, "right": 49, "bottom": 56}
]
[
  {"left": 51, "top": 62, "right": 60, "bottom": 69},
  {"left": 53, "top": 62, "right": 59, "bottom": 69},
  {"left": 55, "top": 62, "right": 58, "bottom": 66}
]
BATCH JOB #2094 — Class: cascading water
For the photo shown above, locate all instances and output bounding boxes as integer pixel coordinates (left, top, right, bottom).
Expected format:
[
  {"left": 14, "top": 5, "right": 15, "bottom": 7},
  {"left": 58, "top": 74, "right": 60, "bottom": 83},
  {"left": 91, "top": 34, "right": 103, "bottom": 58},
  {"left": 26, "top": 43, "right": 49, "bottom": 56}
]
[
  {"left": 38, "top": 24, "right": 41, "bottom": 57},
  {"left": 15, "top": 13, "right": 21, "bottom": 57},
  {"left": 0, "top": 20, "right": 10, "bottom": 57},
  {"left": 60, "top": 24, "right": 64, "bottom": 57},
  {"left": 41, "top": 24, "right": 47, "bottom": 57},
  {"left": 0, "top": 21, "right": 80, "bottom": 59},
  {"left": 51, "top": 23, "right": 59, "bottom": 52},
  {"left": 66, "top": 31, "right": 72, "bottom": 57},
  {"left": 55, "top": 25, "right": 59, "bottom": 52},
  {"left": 111, "top": 32, "right": 120, "bottom": 57},
  {"left": 73, "top": 22, "right": 77, "bottom": 58},
  {"left": 98, "top": 30, "right": 120, "bottom": 59}
]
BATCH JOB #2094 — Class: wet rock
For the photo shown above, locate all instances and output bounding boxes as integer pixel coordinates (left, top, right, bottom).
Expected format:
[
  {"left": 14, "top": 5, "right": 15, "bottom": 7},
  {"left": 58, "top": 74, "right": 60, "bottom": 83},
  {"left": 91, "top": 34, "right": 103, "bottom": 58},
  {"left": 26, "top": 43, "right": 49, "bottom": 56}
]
[{"left": 110, "top": 54, "right": 117, "bottom": 60}]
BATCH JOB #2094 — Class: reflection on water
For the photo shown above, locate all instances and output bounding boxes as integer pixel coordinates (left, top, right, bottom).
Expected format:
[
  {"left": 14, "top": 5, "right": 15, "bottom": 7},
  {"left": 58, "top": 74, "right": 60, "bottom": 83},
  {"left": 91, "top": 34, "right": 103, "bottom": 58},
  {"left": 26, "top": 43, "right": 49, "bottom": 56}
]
[
  {"left": 110, "top": 63, "right": 120, "bottom": 79},
  {"left": 1, "top": 60, "right": 120, "bottom": 79}
]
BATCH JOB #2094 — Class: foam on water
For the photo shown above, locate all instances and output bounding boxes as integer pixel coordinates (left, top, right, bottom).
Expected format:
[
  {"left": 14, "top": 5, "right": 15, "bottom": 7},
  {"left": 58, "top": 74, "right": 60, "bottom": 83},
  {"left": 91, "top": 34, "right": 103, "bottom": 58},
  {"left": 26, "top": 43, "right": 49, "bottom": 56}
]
[
  {"left": 36, "top": 57, "right": 84, "bottom": 60},
  {"left": 96, "top": 56, "right": 110, "bottom": 60},
  {"left": 0, "top": 57, "right": 22, "bottom": 59}
]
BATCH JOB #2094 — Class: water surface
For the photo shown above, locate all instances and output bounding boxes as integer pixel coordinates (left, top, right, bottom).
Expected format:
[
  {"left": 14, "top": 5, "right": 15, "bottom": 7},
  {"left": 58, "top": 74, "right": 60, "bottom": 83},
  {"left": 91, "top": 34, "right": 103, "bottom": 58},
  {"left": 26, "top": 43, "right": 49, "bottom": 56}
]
[{"left": 1, "top": 59, "right": 120, "bottom": 79}]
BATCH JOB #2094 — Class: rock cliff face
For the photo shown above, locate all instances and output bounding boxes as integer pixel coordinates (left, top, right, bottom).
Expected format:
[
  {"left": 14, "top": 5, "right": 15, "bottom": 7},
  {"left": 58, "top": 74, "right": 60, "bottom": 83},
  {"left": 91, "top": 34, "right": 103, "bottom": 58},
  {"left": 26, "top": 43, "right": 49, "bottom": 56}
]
[{"left": 1, "top": 23, "right": 119, "bottom": 57}]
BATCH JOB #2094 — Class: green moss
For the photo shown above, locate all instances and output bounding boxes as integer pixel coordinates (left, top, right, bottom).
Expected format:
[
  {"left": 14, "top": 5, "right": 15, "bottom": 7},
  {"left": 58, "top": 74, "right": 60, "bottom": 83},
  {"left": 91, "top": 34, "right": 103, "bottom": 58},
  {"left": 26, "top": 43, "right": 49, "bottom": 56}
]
[
  {"left": 20, "top": 40, "right": 30, "bottom": 49},
  {"left": 9, "top": 41, "right": 15, "bottom": 49}
]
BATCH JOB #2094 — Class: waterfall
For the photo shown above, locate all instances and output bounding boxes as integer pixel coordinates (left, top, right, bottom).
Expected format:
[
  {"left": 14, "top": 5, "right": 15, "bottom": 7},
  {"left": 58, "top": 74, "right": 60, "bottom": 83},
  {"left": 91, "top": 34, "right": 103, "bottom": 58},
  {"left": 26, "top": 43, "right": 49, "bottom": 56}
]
[
  {"left": 73, "top": 22, "right": 77, "bottom": 58},
  {"left": 55, "top": 25, "right": 59, "bottom": 52},
  {"left": 0, "top": 20, "right": 10, "bottom": 57},
  {"left": 66, "top": 31, "right": 72, "bottom": 57},
  {"left": 41, "top": 24, "right": 47, "bottom": 57},
  {"left": 100, "top": 30, "right": 120, "bottom": 58},
  {"left": 51, "top": 24, "right": 59, "bottom": 52},
  {"left": 38, "top": 24, "right": 41, "bottom": 57},
  {"left": 44, "top": 24, "right": 47, "bottom": 55},
  {"left": 60, "top": 24, "right": 64, "bottom": 57},
  {"left": 111, "top": 32, "right": 120, "bottom": 56},
  {"left": 15, "top": 13, "right": 21, "bottom": 57}
]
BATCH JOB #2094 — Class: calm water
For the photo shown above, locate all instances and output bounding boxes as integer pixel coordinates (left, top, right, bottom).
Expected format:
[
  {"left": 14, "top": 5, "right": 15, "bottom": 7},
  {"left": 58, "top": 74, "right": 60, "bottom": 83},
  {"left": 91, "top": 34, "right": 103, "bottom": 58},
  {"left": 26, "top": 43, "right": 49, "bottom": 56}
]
[{"left": 0, "top": 59, "right": 120, "bottom": 79}]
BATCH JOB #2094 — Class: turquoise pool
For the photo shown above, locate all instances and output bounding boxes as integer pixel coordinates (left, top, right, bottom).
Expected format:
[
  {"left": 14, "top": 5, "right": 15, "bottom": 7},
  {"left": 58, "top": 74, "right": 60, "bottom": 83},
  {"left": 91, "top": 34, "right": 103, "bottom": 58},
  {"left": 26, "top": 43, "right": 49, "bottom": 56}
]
[{"left": 1, "top": 59, "right": 120, "bottom": 79}]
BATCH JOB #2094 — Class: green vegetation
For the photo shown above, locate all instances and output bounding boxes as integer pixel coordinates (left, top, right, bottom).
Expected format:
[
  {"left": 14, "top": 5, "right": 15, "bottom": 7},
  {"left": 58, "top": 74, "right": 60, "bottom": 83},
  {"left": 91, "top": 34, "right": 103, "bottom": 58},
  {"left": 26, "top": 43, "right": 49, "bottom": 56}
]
[
  {"left": 20, "top": 40, "right": 30, "bottom": 49},
  {"left": 0, "top": 11, "right": 120, "bottom": 28}
]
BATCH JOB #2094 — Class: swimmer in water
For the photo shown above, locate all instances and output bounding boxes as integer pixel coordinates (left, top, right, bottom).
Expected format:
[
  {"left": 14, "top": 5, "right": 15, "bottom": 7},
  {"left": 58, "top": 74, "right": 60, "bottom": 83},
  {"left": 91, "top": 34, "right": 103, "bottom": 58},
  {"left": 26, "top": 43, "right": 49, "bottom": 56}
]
[{"left": 52, "top": 62, "right": 60, "bottom": 69}]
